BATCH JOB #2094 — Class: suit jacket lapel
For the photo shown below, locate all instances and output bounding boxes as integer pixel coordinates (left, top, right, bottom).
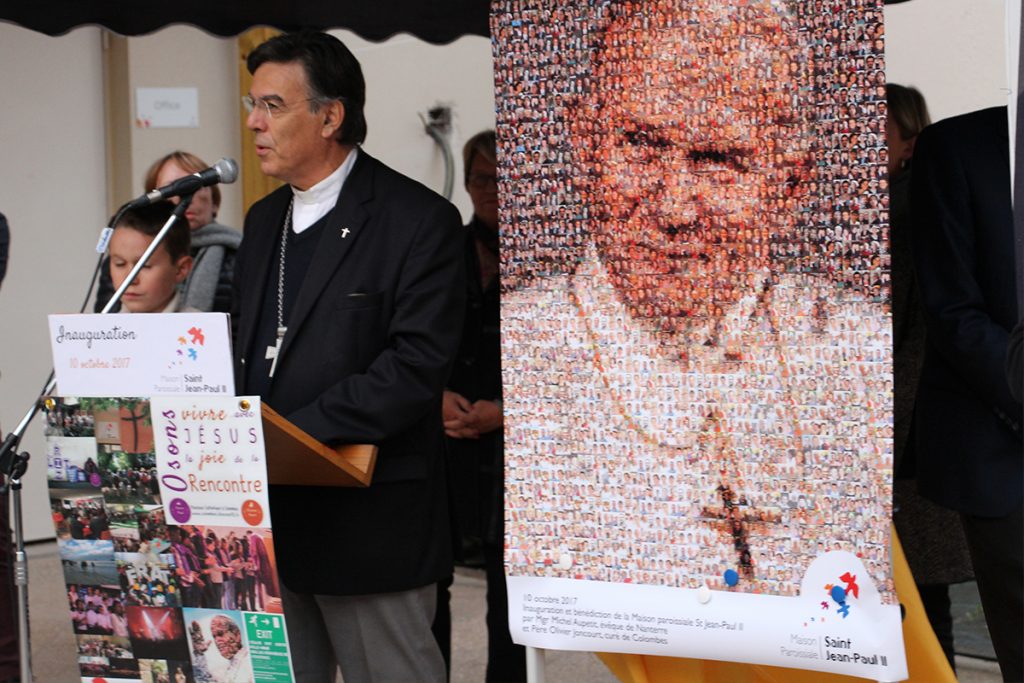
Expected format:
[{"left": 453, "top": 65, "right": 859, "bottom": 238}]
[
  {"left": 276, "top": 151, "right": 374, "bottom": 364},
  {"left": 239, "top": 188, "right": 291, "bottom": 367}
]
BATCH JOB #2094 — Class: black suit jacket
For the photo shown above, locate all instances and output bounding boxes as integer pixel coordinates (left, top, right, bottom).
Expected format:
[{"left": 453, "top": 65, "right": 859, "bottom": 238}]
[
  {"left": 910, "top": 106, "right": 1022, "bottom": 517},
  {"left": 233, "top": 150, "right": 464, "bottom": 594}
]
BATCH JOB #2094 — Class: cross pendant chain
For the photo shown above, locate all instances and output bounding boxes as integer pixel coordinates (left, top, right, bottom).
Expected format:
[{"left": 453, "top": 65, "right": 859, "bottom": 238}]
[
  {"left": 269, "top": 198, "right": 293, "bottom": 379},
  {"left": 266, "top": 326, "right": 287, "bottom": 378}
]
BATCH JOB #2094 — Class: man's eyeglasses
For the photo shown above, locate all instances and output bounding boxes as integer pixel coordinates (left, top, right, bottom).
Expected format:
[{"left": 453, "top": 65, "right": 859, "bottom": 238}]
[
  {"left": 468, "top": 173, "right": 498, "bottom": 189},
  {"left": 242, "top": 94, "right": 326, "bottom": 119}
]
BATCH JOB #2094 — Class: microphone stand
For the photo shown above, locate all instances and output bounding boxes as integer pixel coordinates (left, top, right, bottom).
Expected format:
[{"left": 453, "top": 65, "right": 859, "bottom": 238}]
[{"left": 0, "top": 194, "right": 193, "bottom": 683}]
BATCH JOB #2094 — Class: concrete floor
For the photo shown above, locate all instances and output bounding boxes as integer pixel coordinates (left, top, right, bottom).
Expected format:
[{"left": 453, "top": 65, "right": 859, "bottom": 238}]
[{"left": 19, "top": 542, "right": 1002, "bottom": 682}]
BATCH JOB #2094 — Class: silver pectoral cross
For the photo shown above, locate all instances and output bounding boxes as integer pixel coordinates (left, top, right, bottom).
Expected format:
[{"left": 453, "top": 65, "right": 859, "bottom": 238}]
[{"left": 266, "top": 326, "right": 287, "bottom": 377}]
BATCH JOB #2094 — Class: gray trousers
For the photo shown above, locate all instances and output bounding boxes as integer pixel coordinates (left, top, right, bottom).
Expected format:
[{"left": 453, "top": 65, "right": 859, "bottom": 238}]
[{"left": 280, "top": 580, "right": 446, "bottom": 683}]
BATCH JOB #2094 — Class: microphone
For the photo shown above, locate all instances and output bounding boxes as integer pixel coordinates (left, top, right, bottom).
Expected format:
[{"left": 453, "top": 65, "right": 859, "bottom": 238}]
[{"left": 126, "top": 158, "right": 239, "bottom": 208}]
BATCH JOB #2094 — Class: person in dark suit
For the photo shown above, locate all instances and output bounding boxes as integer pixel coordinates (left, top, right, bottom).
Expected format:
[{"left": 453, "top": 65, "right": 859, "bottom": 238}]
[
  {"left": 887, "top": 83, "right": 973, "bottom": 671},
  {"left": 233, "top": 31, "right": 464, "bottom": 683},
  {"left": 911, "top": 105, "right": 1022, "bottom": 682},
  {"left": 432, "top": 131, "right": 525, "bottom": 682}
]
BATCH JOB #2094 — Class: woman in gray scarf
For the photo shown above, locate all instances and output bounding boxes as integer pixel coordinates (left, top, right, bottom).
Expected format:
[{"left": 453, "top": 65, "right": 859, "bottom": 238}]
[{"left": 96, "top": 150, "right": 241, "bottom": 314}]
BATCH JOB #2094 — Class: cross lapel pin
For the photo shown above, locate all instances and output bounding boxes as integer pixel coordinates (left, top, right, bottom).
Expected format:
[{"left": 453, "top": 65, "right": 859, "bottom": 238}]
[{"left": 341, "top": 227, "right": 351, "bottom": 239}]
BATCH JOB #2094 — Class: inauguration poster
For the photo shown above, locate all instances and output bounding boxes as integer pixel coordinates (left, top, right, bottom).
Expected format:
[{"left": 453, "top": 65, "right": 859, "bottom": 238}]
[
  {"left": 493, "top": 0, "right": 904, "bottom": 679},
  {"left": 49, "top": 312, "right": 234, "bottom": 398},
  {"left": 45, "top": 397, "right": 294, "bottom": 683}
]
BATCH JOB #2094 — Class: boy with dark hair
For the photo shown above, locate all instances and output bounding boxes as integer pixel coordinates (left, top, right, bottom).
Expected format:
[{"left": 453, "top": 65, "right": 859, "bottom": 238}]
[{"left": 108, "top": 201, "right": 193, "bottom": 313}]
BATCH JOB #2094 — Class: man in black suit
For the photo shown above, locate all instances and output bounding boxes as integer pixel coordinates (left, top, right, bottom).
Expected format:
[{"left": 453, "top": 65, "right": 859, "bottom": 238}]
[
  {"left": 233, "top": 31, "right": 463, "bottom": 682},
  {"left": 911, "top": 105, "right": 1022, "bottom": 682}
]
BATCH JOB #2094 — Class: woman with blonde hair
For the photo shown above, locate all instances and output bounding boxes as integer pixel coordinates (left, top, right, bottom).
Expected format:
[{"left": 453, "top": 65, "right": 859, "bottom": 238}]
[{"left": 96, "top": 150, "right": 241, "bottom": 314}]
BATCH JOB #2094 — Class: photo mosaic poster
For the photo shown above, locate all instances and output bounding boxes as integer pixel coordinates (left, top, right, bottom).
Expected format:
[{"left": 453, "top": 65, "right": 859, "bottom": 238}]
[
  {"left": 493, "top": 0, "right": 905, "bottom": 678},
  {"left": 45, "top": 396, "right": 294, "bottom": 683}
]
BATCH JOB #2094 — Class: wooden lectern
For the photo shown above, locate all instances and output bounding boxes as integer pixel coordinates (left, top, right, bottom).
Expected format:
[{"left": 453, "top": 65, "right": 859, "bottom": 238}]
[{"left": 260, "top": 404, "right": 377, "bottom": 487}]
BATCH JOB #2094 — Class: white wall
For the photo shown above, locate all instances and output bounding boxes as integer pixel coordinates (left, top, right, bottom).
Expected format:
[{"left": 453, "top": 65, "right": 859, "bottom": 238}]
[
  {"left": 885, "top": 0, "right": 1008, "bottom": 123},
  {"left": 330, "top": 29, "right": 497, "bottom": 222},
  {"left": 0, "top": 26, "right": 108, "bottom": 541}
]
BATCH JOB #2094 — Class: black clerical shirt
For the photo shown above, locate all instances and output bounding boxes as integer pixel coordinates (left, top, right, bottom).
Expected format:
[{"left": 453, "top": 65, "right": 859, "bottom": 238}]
[{"left": 246, "top": 210, "right": 332, "bottom": 399}]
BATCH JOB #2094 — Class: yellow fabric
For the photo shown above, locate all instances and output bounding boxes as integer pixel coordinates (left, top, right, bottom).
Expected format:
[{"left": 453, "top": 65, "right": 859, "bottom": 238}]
[{"left": 597, "top": 528, "right": 955, "bottom": 683}]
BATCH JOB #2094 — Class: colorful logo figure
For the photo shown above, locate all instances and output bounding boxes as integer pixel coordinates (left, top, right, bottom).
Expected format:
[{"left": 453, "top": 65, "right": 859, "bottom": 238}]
[
  {"left": 824, "top": 571, "right": 860, "bottom": 619},
  {"left": 169, "top": 326, "right": 205, "bottom": 368}
]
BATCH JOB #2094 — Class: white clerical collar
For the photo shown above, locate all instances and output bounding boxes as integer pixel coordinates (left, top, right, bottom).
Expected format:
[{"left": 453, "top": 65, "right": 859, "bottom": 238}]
[{"left": 290, "top": 147, "right": 359, "bottom": 234}]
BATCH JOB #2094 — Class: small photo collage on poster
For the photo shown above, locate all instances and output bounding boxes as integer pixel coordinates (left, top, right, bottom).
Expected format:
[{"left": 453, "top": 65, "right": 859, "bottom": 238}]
[{"left": 46, "top": 397, "right": 293, "bottom": 682}]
